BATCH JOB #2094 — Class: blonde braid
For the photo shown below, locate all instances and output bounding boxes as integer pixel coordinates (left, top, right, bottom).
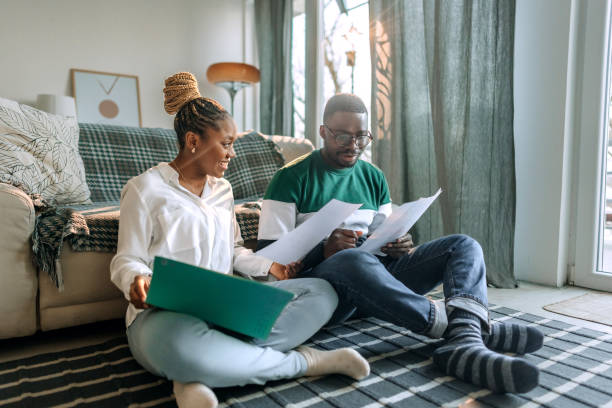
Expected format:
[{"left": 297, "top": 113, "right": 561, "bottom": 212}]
[{"left": 163, "top": 72, "right": 201, "bottom": 115}]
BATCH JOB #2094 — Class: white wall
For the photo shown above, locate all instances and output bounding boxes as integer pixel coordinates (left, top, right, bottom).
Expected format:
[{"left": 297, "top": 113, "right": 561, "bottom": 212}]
[
  {"left": 0, "top": 0, "right": 258, "bottom": 130},
  {"left": 514, "top": 0, "right": 574, "bottom": 286}
]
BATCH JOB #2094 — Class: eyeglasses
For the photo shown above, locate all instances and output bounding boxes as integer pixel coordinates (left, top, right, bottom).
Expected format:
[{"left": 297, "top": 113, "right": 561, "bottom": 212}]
[{"left": 324, "top": 125, "right": 373, "bottom": 148}]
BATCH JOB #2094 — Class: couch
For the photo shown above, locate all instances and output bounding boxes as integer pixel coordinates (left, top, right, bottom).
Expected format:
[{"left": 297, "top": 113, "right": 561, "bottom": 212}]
[{"left": 0, "top": 123, "right": 314, "bottom": 340}]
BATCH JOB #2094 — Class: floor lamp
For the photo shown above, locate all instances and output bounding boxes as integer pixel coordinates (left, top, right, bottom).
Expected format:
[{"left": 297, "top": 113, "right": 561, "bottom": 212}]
[{"left": 206, "top": 62, "right": 260, "bottom": 116}]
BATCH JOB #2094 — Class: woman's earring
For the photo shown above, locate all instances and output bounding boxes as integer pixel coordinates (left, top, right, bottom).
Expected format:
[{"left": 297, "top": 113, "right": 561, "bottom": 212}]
[{"left": 191, "top": 147, "right": 196, "bottom": 154}]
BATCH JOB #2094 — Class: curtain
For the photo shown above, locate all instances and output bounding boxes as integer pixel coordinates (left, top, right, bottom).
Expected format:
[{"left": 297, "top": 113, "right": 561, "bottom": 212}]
[
  {"left": 369, "top": 0, "right": 517, "bottom": 288},
  {"left": 255, "top": 0, "right": 293, "bottom": 136}
]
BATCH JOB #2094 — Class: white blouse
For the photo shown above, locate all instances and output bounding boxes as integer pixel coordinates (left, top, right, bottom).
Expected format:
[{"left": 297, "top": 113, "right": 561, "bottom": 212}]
[{"left": 110, "top": 163, "right": 273, "bottom": 327}]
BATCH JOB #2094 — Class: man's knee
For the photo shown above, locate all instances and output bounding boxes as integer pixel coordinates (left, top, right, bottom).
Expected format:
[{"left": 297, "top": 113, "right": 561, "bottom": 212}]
[{"left": 449, "top": 234, "right": 483, "bottom": 258}]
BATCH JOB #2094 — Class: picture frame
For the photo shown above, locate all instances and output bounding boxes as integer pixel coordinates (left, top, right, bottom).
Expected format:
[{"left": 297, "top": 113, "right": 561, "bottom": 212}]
[{"left": 71, "top": 68, "right": 142, "bottom": 127}]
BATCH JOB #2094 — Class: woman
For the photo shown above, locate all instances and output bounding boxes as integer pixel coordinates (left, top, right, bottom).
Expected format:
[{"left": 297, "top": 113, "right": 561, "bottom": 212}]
[{"left": 110, "top": 72, "right": 369, "bottom": 408}]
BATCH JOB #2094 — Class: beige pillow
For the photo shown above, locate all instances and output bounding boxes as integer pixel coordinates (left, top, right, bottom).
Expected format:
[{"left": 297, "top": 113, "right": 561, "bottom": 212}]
[{"left": 0, "top": 97, "right": 91, "bottom": 205}]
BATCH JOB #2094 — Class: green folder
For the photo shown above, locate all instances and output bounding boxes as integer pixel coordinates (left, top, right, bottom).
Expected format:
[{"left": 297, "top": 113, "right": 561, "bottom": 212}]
[{"left": 146, "top": 256, "right": 294, "bottom": 339}]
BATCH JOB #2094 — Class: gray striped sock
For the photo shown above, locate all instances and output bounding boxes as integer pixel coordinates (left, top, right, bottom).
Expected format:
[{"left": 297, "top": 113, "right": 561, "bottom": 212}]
[
  {"left": 433, "top": 311, "right": 539, "bottom": 394},
  {"left": 483, "top": 322, "right": 544, "bottom": 354}
]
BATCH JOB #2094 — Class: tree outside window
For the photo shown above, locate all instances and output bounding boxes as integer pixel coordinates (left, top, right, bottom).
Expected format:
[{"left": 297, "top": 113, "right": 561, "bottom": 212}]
[{"left": 292, "top": 0, "right": 371, "bottom": 145}]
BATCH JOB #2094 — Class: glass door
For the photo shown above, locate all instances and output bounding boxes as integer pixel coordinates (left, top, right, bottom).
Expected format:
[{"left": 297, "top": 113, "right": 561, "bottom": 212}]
[
  {"left": 574, "top": 0, "right": 612, "bottom": 291},
  {"left": 601, "top": 98, "right": 612, "bottom": 272}
]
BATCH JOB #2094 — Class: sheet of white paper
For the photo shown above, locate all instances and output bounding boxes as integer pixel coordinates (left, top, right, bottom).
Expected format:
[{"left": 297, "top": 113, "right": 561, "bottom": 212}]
[
  {"left": 256, "top": 199, "right": 363, "bottom": 264},
  {"left": 360, "top": 189, "right": 442, "bottom": 255}
]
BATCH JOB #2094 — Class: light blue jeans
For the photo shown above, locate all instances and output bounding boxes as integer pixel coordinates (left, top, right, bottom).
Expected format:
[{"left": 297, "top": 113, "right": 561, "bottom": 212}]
[{"left": 127, "top": 278, "right": 337, "bottom": 388}]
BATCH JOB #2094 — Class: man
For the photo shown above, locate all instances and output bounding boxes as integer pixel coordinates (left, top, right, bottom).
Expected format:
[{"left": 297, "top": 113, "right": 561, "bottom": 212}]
[{"left": 257, "top": 94, "right": 543, "bottom": 394}]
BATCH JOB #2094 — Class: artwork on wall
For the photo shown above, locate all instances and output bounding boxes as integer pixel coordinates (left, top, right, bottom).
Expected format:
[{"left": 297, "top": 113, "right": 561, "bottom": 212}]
[{"left": 71, "top": 69, "right": 142, "bottom": 127}]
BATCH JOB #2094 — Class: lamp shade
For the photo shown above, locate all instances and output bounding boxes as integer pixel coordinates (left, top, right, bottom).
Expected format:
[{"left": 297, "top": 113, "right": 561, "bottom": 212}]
[
  {"left": 206, "top": 63, "right": 260, "bottom": 84},
  {"left": 37, "top": 94, "right": 77, "bottom": 118}
]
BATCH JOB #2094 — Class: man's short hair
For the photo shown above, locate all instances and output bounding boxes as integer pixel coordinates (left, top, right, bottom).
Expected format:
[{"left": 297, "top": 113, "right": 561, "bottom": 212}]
[{"left": 323, "top": 93, "right": 368, "bottom": 123}]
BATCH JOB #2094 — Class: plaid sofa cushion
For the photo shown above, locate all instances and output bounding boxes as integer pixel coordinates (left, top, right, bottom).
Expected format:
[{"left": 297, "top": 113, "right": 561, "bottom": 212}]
[
  {"left": 78, "top": 124, "right": 178, "bottom": 202},
  {"left": 79, "top": 125, "right": 286, "bottom": 203},
  {"left": 225, "top": 131, "right": 285, "bottom": 200},
  {"left": 234, "top": 199, "right": 263, "bottom": 242}
]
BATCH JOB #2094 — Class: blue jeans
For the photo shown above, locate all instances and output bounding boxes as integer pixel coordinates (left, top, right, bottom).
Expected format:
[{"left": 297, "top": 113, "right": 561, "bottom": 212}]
[
  {"left": 127, "top": 278, "right": 337, "bottom": 388},
  {"left": 301, "top": 234, "right": 489, "bottom": 338}
]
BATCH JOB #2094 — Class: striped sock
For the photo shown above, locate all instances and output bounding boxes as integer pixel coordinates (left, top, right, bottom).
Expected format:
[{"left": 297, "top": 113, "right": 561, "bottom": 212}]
[
  {"left": 483, "top": 322, "right": 544, "bottom": 354},
  {"left": 433, "top": 310, "right": 539, "bottom": 393}
]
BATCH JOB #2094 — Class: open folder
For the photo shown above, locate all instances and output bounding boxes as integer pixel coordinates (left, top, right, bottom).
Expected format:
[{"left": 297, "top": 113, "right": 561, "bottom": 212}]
[{"left": 146, "top": 257, "right": 294, "bottom": 339}]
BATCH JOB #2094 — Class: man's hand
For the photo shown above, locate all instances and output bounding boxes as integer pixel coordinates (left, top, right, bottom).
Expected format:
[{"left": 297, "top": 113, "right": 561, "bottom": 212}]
[
  {"left": 324, "top": 229, "right": 362, "bottom": 259},
  {"left": 269, "top": 261, "right": 303, "bottom": 280},
  {"left": 129, "top": 275, "right": 151, "bottom": 309},
  {"left": 381, "top": 232, "right": 415, "bottom": 258}
]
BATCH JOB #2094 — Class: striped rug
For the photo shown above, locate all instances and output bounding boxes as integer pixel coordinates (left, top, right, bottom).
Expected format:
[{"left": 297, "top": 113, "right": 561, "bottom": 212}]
[{"left": 2, "top": 305, "right": 612, "bottom": 407}]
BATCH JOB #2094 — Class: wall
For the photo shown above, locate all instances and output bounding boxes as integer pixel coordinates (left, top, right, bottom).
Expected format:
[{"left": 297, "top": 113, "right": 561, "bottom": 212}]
[
  {"left": 513, "top": 0, "right": 574, "bottom": 286},
  {"left": 0, "top": 0, "right": 258, "bottom": 130}
]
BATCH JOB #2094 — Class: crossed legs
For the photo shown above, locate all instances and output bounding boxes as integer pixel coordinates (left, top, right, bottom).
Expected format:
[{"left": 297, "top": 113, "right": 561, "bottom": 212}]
[{"left": 304, "top": 234, "right": 542, "bottom": 393}]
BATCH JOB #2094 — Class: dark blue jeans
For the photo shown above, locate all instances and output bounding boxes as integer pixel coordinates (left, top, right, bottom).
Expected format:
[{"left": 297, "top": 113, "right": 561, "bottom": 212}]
[{"left": 301, "top": 234, "right": 489, "bottom": 338}]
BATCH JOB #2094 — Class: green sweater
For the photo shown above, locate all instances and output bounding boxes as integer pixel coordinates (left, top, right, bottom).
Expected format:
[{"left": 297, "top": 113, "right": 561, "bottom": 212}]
[{"left": 257, "top": 149, "right": 392, "bottom": 268}]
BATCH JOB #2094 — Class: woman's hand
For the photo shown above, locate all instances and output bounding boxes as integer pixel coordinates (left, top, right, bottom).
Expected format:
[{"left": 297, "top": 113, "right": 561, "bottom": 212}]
[
  {"left": 285, "top": 261, "right": 303, "bottom": 279},
  {"left": 269, "top": 261, "right": 303, "bottom": 280},
  {"left": 129, "top": 275, "right": 152, "bottom": 309}
]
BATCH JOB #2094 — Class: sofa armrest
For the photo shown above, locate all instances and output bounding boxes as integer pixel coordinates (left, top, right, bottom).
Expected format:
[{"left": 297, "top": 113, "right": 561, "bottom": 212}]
[
  {"left": 0, "top": 183, "right": 38, "bottom": 338},
  {"left": 263, "top": 135, "right": 315, "bottom": 163}
]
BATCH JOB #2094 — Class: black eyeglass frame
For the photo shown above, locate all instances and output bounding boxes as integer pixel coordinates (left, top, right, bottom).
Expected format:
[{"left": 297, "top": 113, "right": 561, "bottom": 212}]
[{"left": 323, "top": 125, "right": 373, "bottom": 148}]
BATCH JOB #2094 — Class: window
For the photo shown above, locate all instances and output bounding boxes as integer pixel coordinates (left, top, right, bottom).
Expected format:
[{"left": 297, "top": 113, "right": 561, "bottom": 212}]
[
  {"left": 292, "top": 0, "right": 370, "bottom": 146},
  {"left": 292, "top": 2, "right": 306, "bottom": 138}
]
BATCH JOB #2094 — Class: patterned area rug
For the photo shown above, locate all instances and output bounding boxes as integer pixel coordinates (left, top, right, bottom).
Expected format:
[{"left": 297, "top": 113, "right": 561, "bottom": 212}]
[
  {"left": 543, "top": 292, "right": 612, "bottom": 327},
  {"left": 2, "top": 305, "right": 612, "bottom": 408}
]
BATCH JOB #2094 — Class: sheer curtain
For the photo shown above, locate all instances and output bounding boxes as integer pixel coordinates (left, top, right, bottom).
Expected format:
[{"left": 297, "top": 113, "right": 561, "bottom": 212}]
[
  {"left": 369, "top": 0, "right": 517, "bottom": 287},
  {"left": 254, "top": 0, "right": 294, "bottom": 136}
]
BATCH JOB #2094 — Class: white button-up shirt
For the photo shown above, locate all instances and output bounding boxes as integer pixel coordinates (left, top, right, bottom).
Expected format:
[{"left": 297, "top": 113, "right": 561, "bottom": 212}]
[{"left": 110, "top": 163, "right": 273, "bottom": 327}]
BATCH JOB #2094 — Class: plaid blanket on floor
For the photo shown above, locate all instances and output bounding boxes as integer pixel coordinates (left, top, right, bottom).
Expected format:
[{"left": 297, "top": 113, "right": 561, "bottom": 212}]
[
  {"left": 3, "top": 300, "right": 612, "bottom": 407},
  {"left": 31, "top": 200, "right": 263, "bottom": 289}
]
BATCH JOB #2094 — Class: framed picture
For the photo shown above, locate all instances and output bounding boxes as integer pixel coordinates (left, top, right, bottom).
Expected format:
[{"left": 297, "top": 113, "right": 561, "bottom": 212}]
[{"left": 71, "top": 69, "right": 142, "bottom": 127}]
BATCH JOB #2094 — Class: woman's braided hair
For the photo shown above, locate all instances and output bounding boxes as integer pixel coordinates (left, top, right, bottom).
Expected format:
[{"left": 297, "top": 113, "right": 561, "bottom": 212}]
[{"left": 163, "top": 72, "right": 230, "bottom": 149}]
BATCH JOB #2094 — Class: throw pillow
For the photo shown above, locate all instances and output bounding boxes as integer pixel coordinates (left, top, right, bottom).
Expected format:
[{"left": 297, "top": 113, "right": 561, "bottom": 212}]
[
  {"left": 77, "top": 123, "right": 177, "bottom": 202},
  {"left": 0, "top": 97, "right": 91, "bottom": 205},
  {"left": 225, "top": 131, "right": 285, "bottom": 200}
]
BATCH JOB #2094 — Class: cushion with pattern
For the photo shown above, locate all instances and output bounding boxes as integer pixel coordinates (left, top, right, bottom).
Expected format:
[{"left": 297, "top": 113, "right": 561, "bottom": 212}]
[{"left": 0, "top": 97, "right": 91, "bottom": 205}]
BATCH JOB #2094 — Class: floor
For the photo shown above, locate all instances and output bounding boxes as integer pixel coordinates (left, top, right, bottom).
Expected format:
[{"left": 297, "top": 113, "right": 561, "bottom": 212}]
[
  {"left": 488, "top": 280, "right": 612, "bottom": 333},
  {"left": 1, "top": 281, "right": 611, "bottom": 364}
]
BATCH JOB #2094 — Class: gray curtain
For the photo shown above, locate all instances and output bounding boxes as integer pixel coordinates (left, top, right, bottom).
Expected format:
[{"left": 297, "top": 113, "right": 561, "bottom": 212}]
[
  {"left": 255, "top": 0, "right": 293, "bottom": 136},
  {"left": 369, "top": 0, "right": 517, "bottom": 288}
]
